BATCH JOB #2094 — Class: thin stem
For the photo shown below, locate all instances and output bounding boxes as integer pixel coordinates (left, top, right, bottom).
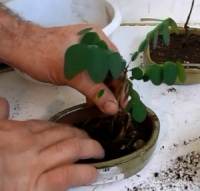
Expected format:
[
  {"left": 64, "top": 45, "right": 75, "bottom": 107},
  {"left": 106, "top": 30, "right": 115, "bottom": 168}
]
[{"left": 184, "top": 0, "right": 195, "bottom": 32}]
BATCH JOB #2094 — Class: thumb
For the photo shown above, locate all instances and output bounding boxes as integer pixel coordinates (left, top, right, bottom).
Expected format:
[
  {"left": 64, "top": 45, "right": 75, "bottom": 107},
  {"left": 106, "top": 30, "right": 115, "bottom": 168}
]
[
  {"left": 0, "top": 97, "right": 9, "bottom": 119},
  {"left": 68, "top": 73, "right": 119, "bottom": 115}
]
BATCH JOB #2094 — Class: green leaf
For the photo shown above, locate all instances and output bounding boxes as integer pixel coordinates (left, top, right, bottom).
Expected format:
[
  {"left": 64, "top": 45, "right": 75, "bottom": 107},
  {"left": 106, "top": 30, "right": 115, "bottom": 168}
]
[
  {"left": 131, "top": 101, "right": 147, "bottom": 123},
  {"left": 163, "top": 61, "right": 178, "bottom": 85},
  {"left": 86, "top": 47, "right": 109, "bottom": 83},
  {"left": 153, "top": 30, "right": 159, "bottom": 49},
  {"left": 78, "top": 28, "right": 93, "bottom": 36},
  {"left": 176, "top": 62, "right": 186, "bottom": 83},
  {"left": 167, "top": 18, "right": 178, "bottom": 32},
  {"left": 131, "top": 51, "right": 139, "bottom": 61},
  {"left": 138, "top": 39, "right": 148, "bottom": 52},
  {"left": 147, "top": 31, "right": 154, "bottom": 41},
  {"left": 125, "top": 100, "right": 133, "bottom": 112},
  {"left": 108, "top": 52, "right": 125, "bottom": 79},
  {"left": 80, "top": 32, "right": 100, "bottom": 45},
  {"left": 64, "top": 44, "right": 89, "bottom": 79},
  {"left": 146, "top": 64, "right": 163, "bottom": 85},
  {"left": 129, "top": 89, "right": 140, "bottom": 101},
  {"left": 143, "top": 74, "right": 150, "bottom": 82},
  {"left": 97, "top": 89, "right": 105, "bottom": 98},
  {"left": 131, "top": 67, "right": 143, "bottom": 80},
  {"left": 96, "top": 40, "right": 108, "bottom": 49},
  {"left": 160, "top": 22, "right": 170, "bottom": 46}
]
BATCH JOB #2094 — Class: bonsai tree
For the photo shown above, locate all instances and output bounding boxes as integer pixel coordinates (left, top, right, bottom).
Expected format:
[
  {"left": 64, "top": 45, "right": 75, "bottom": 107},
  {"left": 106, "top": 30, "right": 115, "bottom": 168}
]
[{"left": 62, "top": 24, "right": 186, "bottom": 160}]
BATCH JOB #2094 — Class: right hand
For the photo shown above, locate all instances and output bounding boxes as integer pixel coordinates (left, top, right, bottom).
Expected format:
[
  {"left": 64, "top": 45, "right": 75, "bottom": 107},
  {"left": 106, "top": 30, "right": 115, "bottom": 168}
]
[{"left": 0, "top": 97, "right": 104, "bottom": 191}]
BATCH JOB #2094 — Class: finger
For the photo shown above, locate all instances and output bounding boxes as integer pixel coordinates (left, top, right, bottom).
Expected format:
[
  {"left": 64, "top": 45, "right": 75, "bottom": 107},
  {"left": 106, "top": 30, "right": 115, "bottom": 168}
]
[
  {"left": 38, "top": 165, "right": 97, "bottom": 191},
  {"left": 68, "top": 72, "right": 119, "bottom": 115},
  {"left": 109, "top": 79, "right": 129, "bottom": 109},
  {"left": 37, "top": 125, "right": 88, "bottom": 149},
  {"left": 39, "top": 138, "right": 104, "bottom": 170},
  {"left": 25, "top": 120, "right": 58, "bottom": 133},
  {"left": 0, "top": 97, "right": 9, "bottom": 119}
]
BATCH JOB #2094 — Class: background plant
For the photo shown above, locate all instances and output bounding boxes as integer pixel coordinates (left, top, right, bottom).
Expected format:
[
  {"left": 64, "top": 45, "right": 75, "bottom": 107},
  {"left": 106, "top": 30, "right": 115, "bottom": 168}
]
[
  {"left": 131, "top": 18, "right": 186, "bottom": 86},
  {"left": 131, "top": 0, "right": 195, "bottom": 87}
]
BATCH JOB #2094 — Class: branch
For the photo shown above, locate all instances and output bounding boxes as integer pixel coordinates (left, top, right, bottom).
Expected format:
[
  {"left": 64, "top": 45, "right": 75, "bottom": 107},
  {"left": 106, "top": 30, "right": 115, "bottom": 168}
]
[{"left": 184, "top": 0, "right": 195, "bottom": 32}]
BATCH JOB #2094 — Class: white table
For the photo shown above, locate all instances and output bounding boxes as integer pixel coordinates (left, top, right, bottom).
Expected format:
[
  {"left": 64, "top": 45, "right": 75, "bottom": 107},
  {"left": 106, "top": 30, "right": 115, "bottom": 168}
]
[{"left": 0, "top": 25, "right": 200, "bottom": 190}]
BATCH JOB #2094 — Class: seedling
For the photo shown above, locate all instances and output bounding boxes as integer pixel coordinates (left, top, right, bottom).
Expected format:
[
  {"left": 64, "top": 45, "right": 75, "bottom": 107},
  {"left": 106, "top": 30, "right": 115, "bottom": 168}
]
[{"left": 64, "top": 26, "right": 185, "bottom": 123}]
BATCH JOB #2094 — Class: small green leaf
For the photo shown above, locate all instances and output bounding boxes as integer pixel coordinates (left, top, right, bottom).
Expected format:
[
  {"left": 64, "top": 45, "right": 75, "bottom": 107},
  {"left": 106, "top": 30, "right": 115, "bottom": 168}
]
[
  {"left": 160, "top": 22, "right": 170, "bottom": 46},
  {"left": 147, "top": 31, "right": 154, "bottom": 41},
  {"left": 78, "top": 28, "right": 93, "bottom": 36},
  {"left": 163, "top": 61, "right": 178, "bottom": 85},
  {"left": 64, "top": 44, "right": 89, "bottom": 79},
  {"left": 153, "top": 30, "right": 159, "bottom": 49},
  {"left": 125, "top": 100, "right": 133, "bottom": 112},
  {"left": 108, "top": 52, "right": 125, "bottom": 79},
  {"left": 176, "top": 62, "right": 186, "bottom": 83},
  {"left": 146, "top": 64, "right": 163, "bottom": 85},
  {"left": 96, "top": 40, "right": 108, "bottom": 49},
  {"left": 129, "top": 89, "right": 140, "bottom": 101},
  {"left": 131, "top": 51, "right": 139, "bottom": 61},
  {"left": 168, "top": 18, "right": 178, "bottom": 32},
  {"left": 131, "top": 101, "right": 147, "bottom": 123},
  {"left": 143, "top": 74, "right": 150, "bottom": 82},
  {"left": 138, "top": 39, "right": 148, "bottom": 52},
  {"left": 131, "top": 67, "right": 143, "bottom": 80},
  {"left": 86, "top": 47, "right": 109, "bottom": 83},
  {"left": 80, "top": 32, "right": 100, "bottom": 45},
  {"left": 97, "top": 89, "right": 105, "bottom": 98}
]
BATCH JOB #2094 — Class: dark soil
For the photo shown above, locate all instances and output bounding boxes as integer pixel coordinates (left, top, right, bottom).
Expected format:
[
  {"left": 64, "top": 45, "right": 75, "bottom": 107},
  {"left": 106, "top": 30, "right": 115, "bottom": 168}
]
[
  {"left": 150, "top": 33, "right": 200, "bottom": 64},
  {"left": 0, "top": 63, "right": 11, "bottom": 72},
  {"left": 75, "top": 111, "right": 153, "bottom": 162}
]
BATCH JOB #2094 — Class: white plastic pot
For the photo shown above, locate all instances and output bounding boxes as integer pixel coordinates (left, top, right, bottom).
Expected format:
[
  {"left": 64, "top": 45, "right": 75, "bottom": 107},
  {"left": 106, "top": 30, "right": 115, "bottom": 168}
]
[{"left": 5, "top": 0, "right": 121, "bottom": 36}]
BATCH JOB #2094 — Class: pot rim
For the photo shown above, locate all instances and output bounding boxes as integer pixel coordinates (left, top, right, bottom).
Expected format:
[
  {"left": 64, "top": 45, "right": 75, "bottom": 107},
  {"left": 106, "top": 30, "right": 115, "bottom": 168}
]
[{"left": 50, "top": 103, "right": 160, "bottom": 169}]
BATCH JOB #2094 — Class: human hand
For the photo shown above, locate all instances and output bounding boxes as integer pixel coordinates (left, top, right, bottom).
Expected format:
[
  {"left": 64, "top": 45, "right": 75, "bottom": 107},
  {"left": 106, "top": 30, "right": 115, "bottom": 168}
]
[
  {"left": 0, "top": 97, "right": 104, "bottom": 191},
  {"left": 9, "top": 24, "right": 121, "bottom": 115}
]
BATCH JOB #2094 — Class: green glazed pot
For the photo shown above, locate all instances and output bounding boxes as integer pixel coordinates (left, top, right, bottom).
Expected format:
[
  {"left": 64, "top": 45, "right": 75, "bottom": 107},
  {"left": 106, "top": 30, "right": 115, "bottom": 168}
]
[
  {"left": 144, "top": 27, "right": 200, "bottom": 85},
  {"left": 50, "top": 104, "right": 160, "bottom": 185}
]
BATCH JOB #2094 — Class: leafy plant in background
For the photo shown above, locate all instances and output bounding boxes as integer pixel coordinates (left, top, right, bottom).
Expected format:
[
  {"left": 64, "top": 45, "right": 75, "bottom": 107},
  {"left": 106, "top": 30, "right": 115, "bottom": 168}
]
[
  {"left": 131, "top": 0, "right": 195, "bottom": 86},
  {"left": 131, "top": 18, "right": 186, "bottom": 85},
  {"left": 64, "top": 24, "right": 186, "bottom": 124}
]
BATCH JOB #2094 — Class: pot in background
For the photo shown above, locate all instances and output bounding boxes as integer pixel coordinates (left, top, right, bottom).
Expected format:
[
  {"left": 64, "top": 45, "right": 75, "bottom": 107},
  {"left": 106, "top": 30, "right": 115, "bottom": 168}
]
[{"left": 144, "top": 27, "right": 200, "bottom": 85}]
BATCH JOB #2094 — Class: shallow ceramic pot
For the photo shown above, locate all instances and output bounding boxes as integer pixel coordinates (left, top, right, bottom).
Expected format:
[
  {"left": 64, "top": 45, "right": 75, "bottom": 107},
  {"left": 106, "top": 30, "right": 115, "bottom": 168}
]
[
  {"left": 144, "top": 27, "right": 200, "bottom": 85},
  {"left": 50, "top": 104, "right": 160, "bottom": 185}
]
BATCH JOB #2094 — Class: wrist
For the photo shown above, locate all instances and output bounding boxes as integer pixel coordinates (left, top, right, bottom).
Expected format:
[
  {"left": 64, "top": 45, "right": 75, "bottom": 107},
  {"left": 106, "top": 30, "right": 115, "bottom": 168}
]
[{"left": 0, "top": 4, "right": 40, "bottom": 67}]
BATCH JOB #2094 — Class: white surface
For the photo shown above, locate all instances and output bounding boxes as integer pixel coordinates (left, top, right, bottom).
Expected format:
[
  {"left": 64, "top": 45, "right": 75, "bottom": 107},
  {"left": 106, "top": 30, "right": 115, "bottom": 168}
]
[
  {"left": 0, "top": 26, "right": 200, "bottom": 190},
  {"left": 3, "top": 0, "right": 200, "bottom": 25},
  {"left": 113, "top": 0, "right": 200, "bottom": 25},
  {"left": 4, "top": 0, "right": 121, "bottom": 36},
  {"left": 69, "top": 26, "right": 200, "bottom": 190}
]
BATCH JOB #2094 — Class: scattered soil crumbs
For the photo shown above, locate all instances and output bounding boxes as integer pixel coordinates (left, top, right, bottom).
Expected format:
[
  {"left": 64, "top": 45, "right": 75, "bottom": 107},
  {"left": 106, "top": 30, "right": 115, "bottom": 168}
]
[
  {"left": 125, "top": 136, "right": 200, "bottom": 191},
  {"left": 126, "top": 151, "right": 200, "bottom": 191},
  {"left": 167, "top": 88, "right": 177, "bottom": 93}
]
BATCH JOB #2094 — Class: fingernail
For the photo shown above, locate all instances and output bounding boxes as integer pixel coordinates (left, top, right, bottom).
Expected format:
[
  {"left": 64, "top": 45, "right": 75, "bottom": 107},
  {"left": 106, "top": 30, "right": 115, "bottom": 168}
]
[{"left": 103, "top": 100, "right": 118, "bottom": 114}]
